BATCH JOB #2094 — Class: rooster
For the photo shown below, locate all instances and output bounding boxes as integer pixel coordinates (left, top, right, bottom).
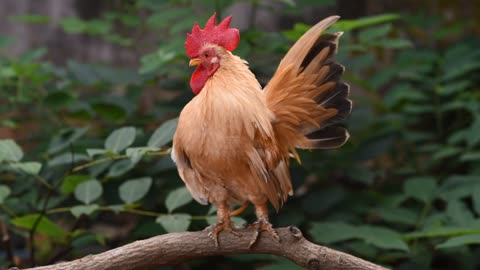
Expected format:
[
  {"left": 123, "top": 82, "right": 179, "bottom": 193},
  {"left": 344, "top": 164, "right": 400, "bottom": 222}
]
[{"left": 171, "top": 13, "right": 351, "bottom": 246}]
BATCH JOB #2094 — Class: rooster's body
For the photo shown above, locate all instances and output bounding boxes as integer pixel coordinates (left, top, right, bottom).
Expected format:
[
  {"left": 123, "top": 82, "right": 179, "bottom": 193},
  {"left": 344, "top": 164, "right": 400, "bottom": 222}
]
[{"left": 172, "top": 14, "right": 351, "bottom": 245}]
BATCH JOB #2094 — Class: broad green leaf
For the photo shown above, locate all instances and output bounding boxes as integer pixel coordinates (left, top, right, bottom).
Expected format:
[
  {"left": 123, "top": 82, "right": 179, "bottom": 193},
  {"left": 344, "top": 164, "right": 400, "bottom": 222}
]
[
  {"left": 405, "top": 226, "right": 480, "bottom": 240},
  {"left": 44, "top": 91, "right": 75, "bottom": 109},
  {"left": 61, "top": 17, "right": 87, "bottom": 33},
  {"left": 71, "top": 232, "right": 105, "bottom": 248},
  {"left": 0, "top": 139, "right": 23, "bottom": 162},
  {"left": 432, "top": 146, "right": 462, "bottom": 161},
  {"left": 467, "top": 118, "right": 480, "bottom": 148},
  {"left": 126, "top": 147, "right": 157, "bottom": 164},
  {"left": 357, "top": 226, "right": 409, "bottom": 251},
  {"left": 107, "top": 159, "right": 134, "bottom": 178},
  {"left": 156, "top": 214, "right": 191, "bottom": 232},
  {"left": 309, "top": 222, "right": 363, "bottom": 244},
  {"left": 139, "top": 48, "right": 177, "bottom": 74},
  {"left": 372, "top": 207, "right": 417, "bottom": 226},
  {"left": 310, "top": 222, "right": 408, "bottom": 251},
  {"left": 105, "top": 127, "right": 136, "bottom": 153},
  {"left": 74, "top": 179, "right": 103, "bottom": 204},
  {"left": 403, "top": 176, "right": 437, "bottom": 203},
  {"left": 447, "top": 200, "right": 475, "bottom": 226},
  {"left": 70, "top": 204, "right": 99, "bottom": 218},
  {"left": 11, "top": 214, "right": 66, "bottom": 237},
  {"left": 148, "top": 118, "right": 178, "bottom": 148},
  {"left": 92, "top": 102, "right": 126, "bottom": 122},
  {"left": 61, "top": 175, "right": 91, "bottom": 194},
  {"left": 9, "top": 162, "right": 42, "bottom": 175},
  {"left": 0, "top": 185, "right": 11, "bottom": 204},
  {"left": 118, "top": 177, "right": 152, "bottom": 204},
  {"left": 372, "top": 38, "right": 413, "bottom": 49},
  {"left": 460, "top": 152, "right": 480, "bottom": 162},
  {"left": 359, "top": 23, "right": 392, "bottom": 43},
  {"left": 333, "top": 14, "right": 400, "bottom": 31},
  {"left": 48, "top": 127, "right": 89, "bottom": 154},
  {"left": 436, "top": 234, "right": 480, "bottom": 249},
  {"left": 86, "top": 148, "right": 108, "bottom": 157},
  {"left": 165, "top": 187, "right": 193, "bottom": 213},
  {"left": 48, "top": 152, "right": 89, "bottom": 167},
  {"left": 473, "top": 185, "right": 480, "bottom": 215}
]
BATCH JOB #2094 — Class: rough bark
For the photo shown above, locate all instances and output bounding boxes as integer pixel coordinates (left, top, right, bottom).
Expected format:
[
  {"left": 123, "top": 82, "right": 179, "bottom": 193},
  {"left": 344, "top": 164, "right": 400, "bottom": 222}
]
[{"left": 15, "top": 227, "right": 389, "bottom": 270}]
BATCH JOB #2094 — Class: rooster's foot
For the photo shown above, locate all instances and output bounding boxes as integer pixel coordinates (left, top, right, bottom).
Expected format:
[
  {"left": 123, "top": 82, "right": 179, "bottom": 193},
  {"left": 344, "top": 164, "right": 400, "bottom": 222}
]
[
  {"left": 205, "top": 220, "right": 239, "bottom": 247},
  {"left": 246, "top": 218, "right": 280, "bottom": 248}
]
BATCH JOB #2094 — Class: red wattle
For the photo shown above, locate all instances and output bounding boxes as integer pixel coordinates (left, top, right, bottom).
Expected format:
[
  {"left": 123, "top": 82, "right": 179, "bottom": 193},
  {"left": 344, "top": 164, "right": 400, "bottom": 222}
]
[{"left": 190, "top": 65, "right": 209, "bottom": 95}]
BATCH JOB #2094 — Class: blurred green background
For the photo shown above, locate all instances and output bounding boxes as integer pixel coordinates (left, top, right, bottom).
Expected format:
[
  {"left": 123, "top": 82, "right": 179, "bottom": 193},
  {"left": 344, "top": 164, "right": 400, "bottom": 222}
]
[{"left": 1, "top": 0, "right": 480, "bottom": 269}]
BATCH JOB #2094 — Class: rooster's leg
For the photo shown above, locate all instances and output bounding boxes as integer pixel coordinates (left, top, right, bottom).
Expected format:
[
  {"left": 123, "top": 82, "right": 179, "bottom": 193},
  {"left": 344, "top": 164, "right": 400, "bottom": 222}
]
[
  {"left": 205, "top": 202, "right": 239, "bottom": 247},
  {"left": 247, "top": 203, "right": 280, "bottom": 248}
]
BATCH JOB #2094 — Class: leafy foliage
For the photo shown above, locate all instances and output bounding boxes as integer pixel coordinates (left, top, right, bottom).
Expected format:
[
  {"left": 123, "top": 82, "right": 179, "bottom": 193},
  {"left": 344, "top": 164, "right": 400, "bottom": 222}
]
[{"left": 1, "top": 1, "right": 480, "bottom": 269}]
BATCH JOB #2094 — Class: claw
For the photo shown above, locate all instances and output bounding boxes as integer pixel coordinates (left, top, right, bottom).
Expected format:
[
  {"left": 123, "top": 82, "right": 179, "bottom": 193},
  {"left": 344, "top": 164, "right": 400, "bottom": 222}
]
[
  {"left": 205, "top": 220, "right": 239, "bottom": 247},
  {"left": 246, "top": 218, "right": 280, "bottom": 248}
]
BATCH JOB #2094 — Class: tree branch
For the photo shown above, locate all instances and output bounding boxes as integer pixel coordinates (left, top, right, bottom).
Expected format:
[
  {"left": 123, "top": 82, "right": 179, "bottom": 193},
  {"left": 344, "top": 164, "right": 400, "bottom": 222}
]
[{"left": 18, "top": 227, "right": 389, "bottom": 270}]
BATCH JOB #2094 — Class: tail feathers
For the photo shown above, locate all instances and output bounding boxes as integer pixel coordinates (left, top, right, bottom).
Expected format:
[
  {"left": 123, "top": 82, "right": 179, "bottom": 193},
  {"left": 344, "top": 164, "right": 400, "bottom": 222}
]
[
  {"left": 297, "top": 125, "right": 350, "bottom": 149},
  {"left": 264, "top": 15, "right": 351, "bottom": 156},
  {"left": 315, "top": 81, "right": 352, "bottom": 127}
]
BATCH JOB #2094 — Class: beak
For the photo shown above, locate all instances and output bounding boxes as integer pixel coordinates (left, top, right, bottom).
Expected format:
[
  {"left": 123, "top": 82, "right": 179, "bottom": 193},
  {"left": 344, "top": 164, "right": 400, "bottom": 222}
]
[{"left": 189, "top": 58, "right": 201, "bottom": 67}]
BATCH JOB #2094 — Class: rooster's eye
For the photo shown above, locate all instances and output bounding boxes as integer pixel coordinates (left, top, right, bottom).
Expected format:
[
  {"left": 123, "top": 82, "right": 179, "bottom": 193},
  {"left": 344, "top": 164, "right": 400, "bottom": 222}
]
[{"left": 204, "top": 52, "right": 210, "bottom": 58}]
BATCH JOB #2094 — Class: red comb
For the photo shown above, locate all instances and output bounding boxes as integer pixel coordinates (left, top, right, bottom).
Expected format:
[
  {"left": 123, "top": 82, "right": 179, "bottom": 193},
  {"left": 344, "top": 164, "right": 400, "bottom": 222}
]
[{"left": 185, "top": 13, "right": 240, "bottom": 58}]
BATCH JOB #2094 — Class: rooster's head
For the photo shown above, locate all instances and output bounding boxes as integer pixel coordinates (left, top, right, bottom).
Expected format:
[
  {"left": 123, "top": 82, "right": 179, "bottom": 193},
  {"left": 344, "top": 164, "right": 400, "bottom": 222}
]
[{"left": 185, "top": 13, "right": 240, "bottom": 94}]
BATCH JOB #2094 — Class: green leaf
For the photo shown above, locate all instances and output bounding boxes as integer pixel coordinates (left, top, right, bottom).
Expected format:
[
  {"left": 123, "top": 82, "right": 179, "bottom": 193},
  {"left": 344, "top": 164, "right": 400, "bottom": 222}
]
[
  {"left": 403, "top": 176, "right": 437, "bottom": 203},
  {"left": 61, "top": 17, "right": 87, "bottom": 33},
  {"left": 44, "top": 91, "right": 75, "bottom": 108},
  {"left": 86, "top": 148, "right": 108, "bottom": 157},
  {"left": 70, "top": 204, "right": 99, "bottom": 218},
  {"left": 310, "top": 222, "right": 408, "bottom": 251},
  {"left": 473, "top": 185, "right": 480, "bottom": 215},
  {"left": 333, "top": 14, "right": 400, "bottom": 31},
  {"left": 118, "top": 177, "right": 152, "bottom": 204},
  {"left": 405, "top": 226, "right": 480, "bottom": 240},
  {"left": 310, "top": 222, "right": 363, "bottom": 244},
  {"left": 372, "top": 38, "right": 413, "bottom": 49},
  {"left": 436, "top": 234, "right": 480, "bottom": 249},
  {"left": 107, "top": 159, "right": 135, "bottom": 178},
  {"left": 11, "top": 214, "right": 66, "bottom": 237},
  {"left": 156, "top": 214, "right": 191, "bottom": 232},
  {"left": 48, "top": 152, "right": 89, "bottom": 167},
  {"left": 92, "top": 102, "right": 126, "bottom": 121},
  {"left": 139, "top": 48, "right": 177, "bottom": 74},
  {"left": 372, "top": 207, "right": 417, "bottom": 226},
  {"left": 432, "top": 146, "right": 462, "bottom": 161},
  {"left": 74, "top": 179, "right": 103, "bottom": 204},
  {"left": 61, "top": 175, "right": 91, "bottom": 194},
  {"left": 48, "top": 127, "right": 89, "bottom": 154},
  {"left": 467, "top": 118, "right": 480, "bottom": 148},
  {"left": 357, "top": 226, "right": 409, "bottom": 251},
  {"left": 0, "top": 185, "right": 11, "bottom": 204},
  {"left": 148, "top": 118, "right": 178, "bottom": 148},
  {"left": 0, "top": 139, "right": 23, "bottom": 162},
  {"left": 460, "top": 152, "right": 480, "bottom": 162},
  {"left": 9, "top": 162, "right": 42, "bottom": 175},
  {"left": 447, "top": 200, "right": 475, "bottom": 226},
  {"left": 126, "top": 147, "right": 156, "bottom": 164},
  {"left": 165, "top": 187, "right": 193, "bottom": 213},
  {"left": 105, "top": 127, "right": 136, "bottom": 153},
  {"left": 358, "top": 23, "right": 392, "bottom": 43}
]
